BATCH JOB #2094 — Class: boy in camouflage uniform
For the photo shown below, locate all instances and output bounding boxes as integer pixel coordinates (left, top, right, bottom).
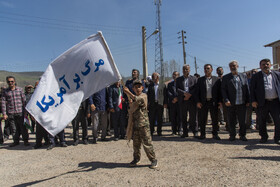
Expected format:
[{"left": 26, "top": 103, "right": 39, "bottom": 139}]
[{"left": 123, "top": 80, "right": 158, "bottom": 169}]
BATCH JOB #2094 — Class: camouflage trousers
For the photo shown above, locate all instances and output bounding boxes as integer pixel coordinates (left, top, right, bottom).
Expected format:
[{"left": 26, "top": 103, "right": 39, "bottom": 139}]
[{"left": 133, "top": 125, "right": 156, "bottom": 161}]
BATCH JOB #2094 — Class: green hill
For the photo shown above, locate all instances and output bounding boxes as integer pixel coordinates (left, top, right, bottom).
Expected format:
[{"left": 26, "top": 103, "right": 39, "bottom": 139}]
[{"left": 0, "top": 70, "right": 43, "bottom": 88}]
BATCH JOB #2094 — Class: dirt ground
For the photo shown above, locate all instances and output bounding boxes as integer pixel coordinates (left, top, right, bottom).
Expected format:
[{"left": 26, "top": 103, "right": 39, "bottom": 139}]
[{"left": 1, "top": 120, "right": 280, "bottom": 187}]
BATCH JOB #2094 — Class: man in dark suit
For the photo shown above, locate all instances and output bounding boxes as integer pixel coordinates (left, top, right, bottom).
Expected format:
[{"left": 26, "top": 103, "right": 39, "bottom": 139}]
[
  {"left": 221, "top": 60, "right": 250, "bottom": 141},
  {"left": 147, "top": 72, "right": 165, "bottom": 136},
  {"left": 72, "top": 99, "right": 90, "bottom": 146},
  {"left": 108, "top": 81, "right": 126, "bottom": 141},
  {"left": 176, "top": 64, "right": 198, "bottom": 138},
  {"left": 251, "top": 58, "right": 280, "bottom": 144},
  {"left": 165, "top": 71, "right": 180, "bottom": 135},
  {"left": 196, "top": 64, "right": 221, "bottom": 140}
]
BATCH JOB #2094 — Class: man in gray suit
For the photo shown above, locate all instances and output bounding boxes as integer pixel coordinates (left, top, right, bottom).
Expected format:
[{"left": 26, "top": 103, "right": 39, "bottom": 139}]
[{"left": 221, "top": 60, "right": 250, "bottom": 141}]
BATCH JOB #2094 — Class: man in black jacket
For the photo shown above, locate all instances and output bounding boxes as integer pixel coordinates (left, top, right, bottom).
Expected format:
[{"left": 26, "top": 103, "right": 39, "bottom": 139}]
[
  {"left": 176, "top": 65, "right": 198, "bottom": 138},
  {"left": 165, "top": 71, "right": 180, "bottom": 135},
  {"left": 250, "top": 58, "right": 280, "bottom": 144},
  {"left": 221, "top": 60, "right": 250, "bottom": 141},
  {"left": 196, "top": 64, "right": 221, "bottom": 140}
]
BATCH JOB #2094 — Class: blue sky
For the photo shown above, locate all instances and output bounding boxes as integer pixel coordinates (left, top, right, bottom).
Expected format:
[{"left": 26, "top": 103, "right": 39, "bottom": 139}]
[{"left": 0, "top": 0, "right": 279, "bottom": 77}]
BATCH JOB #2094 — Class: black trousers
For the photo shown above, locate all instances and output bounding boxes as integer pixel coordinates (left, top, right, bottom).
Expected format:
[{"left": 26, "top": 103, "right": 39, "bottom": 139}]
[
  {"left": 180, "top": 100, "right": 198, "bottom": 135},
  {"left": 111, "top": 110, "right": 126, "bottom": 138},
  {"left": 8, "top": 113, "right": 29, "bottom": 143},
  {"left": 197, "top": 100, "right": 219, "bottom": 136},
  {"left": 3, "top": 120, "right": 10, "bottom": 139},
  {"left": 148, "top": 103, "right": 163, "bottom": 135},
  {"left": 227, "top": 104, "right": 246, "bottom": 137},
  {"left": 169, "top": 102, "right": 181, "bottom": 134},
  {"left": 72, "top": 110, "right": 88, "bottom": 141},
  {"left": 257, "top": 99, "right": 280, "bottom": 141},
  {"left": 35, "top": 122, "right": 49, "bottom": 146}
]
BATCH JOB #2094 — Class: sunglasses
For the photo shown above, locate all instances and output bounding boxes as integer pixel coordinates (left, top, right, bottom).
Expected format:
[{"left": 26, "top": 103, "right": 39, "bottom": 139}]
[{"left": 7, "top": 81, "right": 14, "bottom": 83}]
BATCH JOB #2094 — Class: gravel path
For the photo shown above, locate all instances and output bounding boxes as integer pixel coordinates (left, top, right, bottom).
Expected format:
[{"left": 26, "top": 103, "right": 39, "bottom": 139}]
[{"left": 1, "top": 123, "right": 280, "bottom": 187}]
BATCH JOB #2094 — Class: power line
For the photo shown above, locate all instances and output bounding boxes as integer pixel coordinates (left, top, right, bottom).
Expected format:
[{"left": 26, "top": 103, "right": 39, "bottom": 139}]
[{"left": 0, "top": 11, "right": 139, "bottom": 32}]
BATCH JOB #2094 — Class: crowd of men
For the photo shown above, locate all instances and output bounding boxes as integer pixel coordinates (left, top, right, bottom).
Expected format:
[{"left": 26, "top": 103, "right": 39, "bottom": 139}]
[{"left": 0, "top": 58, "right": 280, "bottom": 150}]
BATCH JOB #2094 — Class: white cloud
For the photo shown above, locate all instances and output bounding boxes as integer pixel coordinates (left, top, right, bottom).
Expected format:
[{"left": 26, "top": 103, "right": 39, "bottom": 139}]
[{"left": 0, "top": 1, "right": 15, "bottom": 8}]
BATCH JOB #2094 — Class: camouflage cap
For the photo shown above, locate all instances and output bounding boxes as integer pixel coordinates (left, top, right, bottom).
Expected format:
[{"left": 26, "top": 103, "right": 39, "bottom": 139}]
[{"left": 133, "top": 80, "right": 142, "bottom": 86}]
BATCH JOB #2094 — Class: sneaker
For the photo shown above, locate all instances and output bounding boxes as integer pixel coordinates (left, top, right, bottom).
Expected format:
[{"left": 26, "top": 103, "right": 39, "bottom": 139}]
[
  {"left": 149, "top": 159, "right": 158, "bottom": 169},
  {"left": 129, "top": 159, "right": 140, "bottom": 167}
]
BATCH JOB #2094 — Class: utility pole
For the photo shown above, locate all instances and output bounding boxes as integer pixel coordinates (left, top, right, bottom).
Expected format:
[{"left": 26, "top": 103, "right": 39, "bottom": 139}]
[
  {"left": 142, "top": 26, "right": 148, "bottom": 79},
  {"left": 194, "top": 56, "right": 198, "bottom": 74},
  {"left": 178, "top": 30, "right": 187, "bottom": 64},
  {"left": 142, "top": 26, "right": 159, "bottom": 80}
]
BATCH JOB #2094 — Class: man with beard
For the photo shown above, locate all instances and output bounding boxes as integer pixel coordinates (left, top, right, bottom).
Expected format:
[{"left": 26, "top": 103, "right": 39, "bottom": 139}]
[
  {"left": 250, "top": 59, "right": 280, "bottom": 144},
  {"left": 221, "top": 61, "right": 250, "bottom": 141},
  {"left": 2, "top": 76, "right": 29, "bottom": 147}
]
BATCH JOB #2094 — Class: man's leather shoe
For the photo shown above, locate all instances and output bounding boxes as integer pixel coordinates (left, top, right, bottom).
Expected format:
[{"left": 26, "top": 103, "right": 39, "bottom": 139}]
[
  {"left": 47, "top": 144, "right": 54, "bottom": 150},
  {"left": 198, "top": 135, "right": 206, "bottom": 139},
  {"left": 83, "top": 140, "right": 89, "bottom": 145},
  {"left": 101, "top": 138, "right": 109, "bottom": 141},
  {"left": 61, "top": 142, "right": 68, "bottom": 147},
  {"left": 259, "top": 138, "right": 268, "bottom": 143},
  {"left": 229, "top": 136, "right": 235, "bottom": 141},
  {"left": 73, "top": 140, "right": 79, "bottom": 146},
  {"left": 33, "top": 144, "right": 42, "bottom": 149},
  {"left": 240, "top": 136, "right": 248, "bottom": 141},
  {"left": 213, "top": 135, "right": 221, "bottom": 140},
  {"left": 92, "top": 138, "right": 97, "bottom": 144},
  {"left": 24, "top": 141, "right": 30, "bottom": 146},
  {"left": 9, "top": 142, "right": 19, "bottom": 147},
  {"left": 181, "top": 133, "right": 188, "bottom": 138}
]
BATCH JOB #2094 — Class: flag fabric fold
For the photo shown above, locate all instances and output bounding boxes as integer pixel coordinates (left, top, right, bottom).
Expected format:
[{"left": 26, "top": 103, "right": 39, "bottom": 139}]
[{"left": 26, "top": 32, "right": 121, "bottom": 136}]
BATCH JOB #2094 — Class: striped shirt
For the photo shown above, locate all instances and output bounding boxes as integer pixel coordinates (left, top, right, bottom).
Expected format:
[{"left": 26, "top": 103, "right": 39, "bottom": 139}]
[{"left": 1, "top": 87, "right": 26, "bottom": 115}]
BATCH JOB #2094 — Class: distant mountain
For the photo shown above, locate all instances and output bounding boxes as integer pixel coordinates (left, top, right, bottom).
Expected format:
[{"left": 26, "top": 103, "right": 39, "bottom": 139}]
[{"left": 0, "top": 70, "right": 43, "bottom": 88}]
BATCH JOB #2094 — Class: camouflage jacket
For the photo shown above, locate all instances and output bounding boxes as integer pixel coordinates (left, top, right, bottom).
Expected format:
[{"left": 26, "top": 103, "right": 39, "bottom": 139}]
[{"left": 131, "top": 93, "right": 149, "bottom": 128}]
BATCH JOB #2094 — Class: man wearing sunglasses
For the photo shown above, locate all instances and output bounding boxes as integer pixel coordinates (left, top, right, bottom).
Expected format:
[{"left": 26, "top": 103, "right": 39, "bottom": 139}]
[{"left": 1, "top": 76, "right": 29, "bottom": 147}]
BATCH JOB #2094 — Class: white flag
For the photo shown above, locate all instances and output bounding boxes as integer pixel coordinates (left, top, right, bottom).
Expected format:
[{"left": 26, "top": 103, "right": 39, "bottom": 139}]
[{"left": 26, "top": 32, "right": 121, "bottom": 136}]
